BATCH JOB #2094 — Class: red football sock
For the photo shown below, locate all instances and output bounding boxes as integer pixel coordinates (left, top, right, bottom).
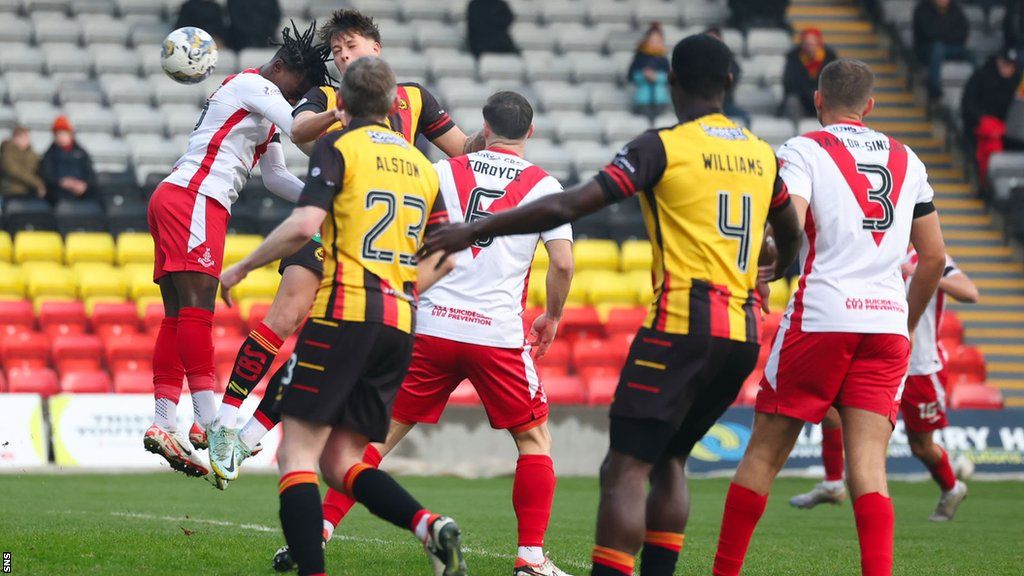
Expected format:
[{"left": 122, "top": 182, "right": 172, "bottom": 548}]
[
  {"left": 822, "top": 427, "right": 845, "bottom": 482},
  {"left": 853, "top": 492, "right": 894, "bottom": 576},
  {"left": 177, "top": 307, "right": 216, "bottom": 393},
  {"left": 712, "top": 483, "right": 768, "bottom": 576},
  {"left": 322, "top": 445, "right": 383, "bottom": 530},
  {"left": 152, "top": 317, "right": 184, "bottom": 402},
  {"left": 513, "top": 454, "right": 556, "bottom": 548},
  {"left": 928, "top": 447, "right": 957, "bottom": 492}
]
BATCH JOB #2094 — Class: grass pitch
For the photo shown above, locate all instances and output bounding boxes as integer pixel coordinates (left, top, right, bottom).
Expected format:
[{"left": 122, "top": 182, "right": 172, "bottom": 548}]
[{"left": 0, "top": 473, "right": 1021, "bottom": 575}]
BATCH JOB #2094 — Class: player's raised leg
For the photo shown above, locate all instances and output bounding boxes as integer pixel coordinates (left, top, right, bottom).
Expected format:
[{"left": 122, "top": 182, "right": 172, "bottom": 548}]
[
  {"left": 909, "top": 429, "right": 967, "bottom": 521},
  {"left": 790, "top": 406, "right": 847, "bottom": 509}
]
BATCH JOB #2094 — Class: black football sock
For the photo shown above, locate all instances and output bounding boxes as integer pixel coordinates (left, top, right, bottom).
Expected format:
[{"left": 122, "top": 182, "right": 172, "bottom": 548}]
[
  {"left": 278, "top": 471, "right": 325, "bottom": 576},
  {"left": 347, "top": 465, "right": 427, "bottom": 533}
]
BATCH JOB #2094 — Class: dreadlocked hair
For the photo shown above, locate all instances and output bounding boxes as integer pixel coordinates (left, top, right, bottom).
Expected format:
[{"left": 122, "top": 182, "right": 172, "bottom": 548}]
[{"left": 274, "top": 20, "right": 332, "bottom": 87}]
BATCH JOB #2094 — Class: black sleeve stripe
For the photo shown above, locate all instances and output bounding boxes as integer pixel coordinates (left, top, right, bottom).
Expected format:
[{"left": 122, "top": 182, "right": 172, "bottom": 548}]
[
  {"left": 270, "top": 133, "right": 281, "bottom": 143},
  {"left": 913, "top": 201, "right": 936, "bottom": 219},
  {"left": 943, "top": 265, "right": 957, "bottom": 277}
]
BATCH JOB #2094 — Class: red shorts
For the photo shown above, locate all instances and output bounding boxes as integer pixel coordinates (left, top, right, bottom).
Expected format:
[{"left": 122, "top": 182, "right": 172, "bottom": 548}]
[
  {"left": 392, "top": 334, "right": 549, "bottom": 431},
  {"left": 756, "top": 327, "right": 910, "bottom": 425},
  {"left": 900, "top": 372, "right": 949, "bottom": 433},
  {"left": 148, "top": 182, "right": 229, "bottom": 282}
]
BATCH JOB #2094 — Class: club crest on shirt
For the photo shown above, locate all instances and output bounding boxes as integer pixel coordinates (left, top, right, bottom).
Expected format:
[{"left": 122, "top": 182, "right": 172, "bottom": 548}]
[
  {"left": 197, "top": 247, "right": 215, "bottom": 268},
  {"left": 315, "top": 246, "right": 325, "bottom": 262},
  {"left": 397, "top": 98, "right": 408, "bottom": 110}
]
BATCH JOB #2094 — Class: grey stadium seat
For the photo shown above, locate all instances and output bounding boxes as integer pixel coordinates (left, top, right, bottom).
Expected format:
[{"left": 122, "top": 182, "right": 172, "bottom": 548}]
[
  {"left": 91, "top": 43, "right": 142, "bottom": 75},
  {"left": 161, "top": 104, "right": 202, "bottom": 138},
  {"left": 415, "top": 22, "right": 464, "bottom": 51},
  {"left": 375, "top": 20, "right": 417, "bottom": 50},
  {"left": 940, "top": 62, "right": 974, "bottom": 90},
  {"left": 527, "top": 142, "right": 572, "bottom": 182},
  {"left": 571, "top": 145, "right": 615, "bottom": 179},
  {"left": 81, "top": 15, "right": 131, "bottom": 45},
  {"left": 602, "top": 113, "right": 643, "bottom": 146},
  {"left": 116, "top": 0, "right": 166, "bottom": 17},
  {"left": 29, "top": 0, "right": 72, "bottom": 13},
  {"left": 0, "top": 0, "right": 19, "bottom": 12},
  {"left": 401, "top": 0, "right": 450, "bottom": 22},
  {"left": 478, "top": 54, "right": 525, "bottom": 82},
  {"left": 588, "top": 2, "right": 634, "bottom": 26},
  {"left": 451, "top": 107, "right": 485, "bottom": 135},
  {"left": 988, "top": 152, "right": 1024, "bottom": 183},
  {"left": 749, "top": 116, "right": 797, "bottom": 148},
  {"left": 75, "top": 133, "right": 130, "bottom": 169},
  {"left": 734, "top": 84, "right": 780, "bottom": 115},
  {"left": 635, "top": 1, "right": 682, "bottom": 27},
  {"left": 238, "top": 48, "right": 278, "bottom": 70},
  {"left": 589, "top": 88, "right": 632, "bottom": 114},
  {"left": 512, "top": 23, "right": 559, "bottom": 52},
  {"left": 130, "top": 22, "right": 171, "bottom": 47},
  {"left": 0, "top": 107, "right": 15, "bottom": 132},
  {"left": 34, "top": 18, "right": 83, "bottom": 45},
  {"left": 43, "top": 43, "right": 94, "bottom": 75},
  {"left": 428, "top": 51, "right": 477, "bottom": 81},
  {"left": 0, "top": 44, "right": 45, "bottom": 73},
  {"left": 883, "top": 0, "right": 915, "bottom": 28},
  {"left": 540, "top": 1, "right": 584, "bottom": 25},
  {"left": 15, "top": 102, "right": 63, "bottom": 131},
  {"left": 7, "top": 73, "right": 58, "bottom": 103},
  {"left": 72, "top": 0, "right": 119, "bottom": 16},
  {"left": 558, "top": 25, "right": 607, "bottom": 53},
  {"left": 746, "top": 28, "right": 791, "bottom": 57},
  {"left": 215, "top": 50, "right": 239, "bottom": 75},
  {"left": 535, "top": 81, "right": 589, "bottom": 114},
  {"left": 386, "top": 51, "right": 430, "bottom": 82},
  {"left": 556, "top": 114, "right": 604, "bottom": 143},
  {"left": 115, "top": 105, "right": 164, "bottom": 136},
  {"left": 796, "top": 118, "right": 821, "bottom": 135},
  {"left": 506, "top": 0, "right": 541, "bottom": 24},
  {"left": 131, "top": 137, "right": 182, "bottom": 167},
  {"left": 57, "top": 78, "right": 105, "bottom": 106},
  {"left": 524, "top": 50, "right": 575, "bottom": 82},
  {"left": 749, "top": 55, "right": 786, "bottom": 86},
  {"left": 438, "top": 80, "right": 491, "bottom": 109},
  {"left": 67, "top": 105, "right": 117, "bottom": 135},
  {"left": 682, "top": 1, "right": 731, "bottom": 26},
  {"left": 101, "top": 73, "right": 153, "bottom": 105},
  {"left": 572, "top": 53, "right": 621, "bottom": 84},
  {"left": 278, "top": 0, "right": 311, "bottom": 19},
  {"left": 151, "top": 75, "right": 206, "bottom": 106},
  {"left": 138, "top": 47, "right": 167, "bottom": 76},
  {"left": 347, "top": 0, "right": 400, "bottom": 20},
  {"left": 0, "top": 18, "right": 32, "bottom": 43}
]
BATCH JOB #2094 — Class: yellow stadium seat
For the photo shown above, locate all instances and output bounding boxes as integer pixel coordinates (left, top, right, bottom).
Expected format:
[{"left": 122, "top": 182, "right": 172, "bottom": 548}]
[
  {"left": 123, "top": 262, "right": 152, "bottom": 279},
  {"left": 20, "top": 260, "right": 62, "bottom": 275},
  {"left": 768, "top": 277, "right": 794, "bottom": 312},
  {"left": 0, "top": 231, "right": 11, "bottom": 262},
  {"left": 625, "top": 270, "right": 654, "bottom": 305},
  {"left": 620, "top": 239, "right": 652, "bottom": 273},
  {"left": 224, "top": 234, "right": 265, "bottom": 267},
  {"left": 84, "top": 296, "right": 128, "bottom": 315},
  {"left": 588, "top": 272, "right": 639, "bottom": 306},
  {"left": 78, "top": 268, "right": 128, "bottom": 300},
  {"left": 567, "top": 270, "right": 608, "bottom": 306},
  {"left": 65, "top": 232, "right": 115, "bottom": 265},
  {"left": 232, "top": 269, "right": 280, "bottom": 301},
  {"left": 573, "top": 239, "right": 619, "bottom": 272},
  {"left": 128, "top": 268, "right": 161, "bottom": 301},
  {"left": 116, "top": 232, "right": 154, "bottom": 265},
  {"left": 14, "top": 231, "right": 63, "bottom": 264},
  {"left": 530, "top": 242, "right": 549, "bottom": 271},
  {"left": 25, "top": 266, "right": 76, "bottom": 300},
  {"left": 527, "top": 269, "right": 546, "bottom": 307},
  {"left": 0, "top": 262, "right": 26, "bottom": 298}
]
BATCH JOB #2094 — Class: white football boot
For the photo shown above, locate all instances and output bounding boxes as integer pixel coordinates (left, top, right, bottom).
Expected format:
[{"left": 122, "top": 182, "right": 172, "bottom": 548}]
[
  {"left": 143, "top": 424, "right": 210, "bottom": 477},
  {"left": 789, "top": 480, "right": 847, "bottom": 509},
  {"left": 929, "top": 480, "right": 968, "bottom": 522},
  {"left": 513, "top": 557, "right": 574, "bottom": 576}
]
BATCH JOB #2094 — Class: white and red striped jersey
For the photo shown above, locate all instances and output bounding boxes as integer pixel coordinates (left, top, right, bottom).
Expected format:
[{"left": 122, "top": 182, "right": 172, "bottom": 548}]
[
  {"left": 905, "top": 249, "right": 960, "bottom": 376},
  {"left": 417, "top": 148, "right": 573, "bottom": 348},
  {"left": 163, "top": 69, "right": 298, "bottom": 211},
  {"left": 776, "top": 121, "right": 936, "bottom": 338}
]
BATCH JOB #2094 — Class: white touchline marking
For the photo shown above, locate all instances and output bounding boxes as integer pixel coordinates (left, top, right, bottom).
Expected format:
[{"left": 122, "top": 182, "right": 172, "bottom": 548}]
[{"left": 106, "top": 511, "right": 590, "bottom": 570}]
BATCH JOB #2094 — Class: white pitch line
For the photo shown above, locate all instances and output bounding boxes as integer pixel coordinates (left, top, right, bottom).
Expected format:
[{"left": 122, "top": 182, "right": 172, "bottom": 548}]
[{"left": 107, "top": 511, "right": 591, "bottom": 570}]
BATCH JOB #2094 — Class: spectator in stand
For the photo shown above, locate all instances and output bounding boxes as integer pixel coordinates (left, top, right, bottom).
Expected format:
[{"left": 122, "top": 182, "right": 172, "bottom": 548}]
[
  {"left": 962, "top": 48, "right": 1024, "bottom": 183},
  {"left": 175, "top": 0, "right": 228, "bottom": 49},
  {"left": 227, "top": 0, "right": 280, "bottom": 50},
  {"left": 1007, "top": 0, "right": 1024, "bottom": 53},
  {"left": 40, "top": 116, "right": 98, "bottom": 204},
  {"left": 0, "top": 126, "right": 45, "bottom": 200},
  {"left": 780, "top": 28, "right": 837, "bottom": 121},
  {"left": 706, "top": 26, "right": 751, "bottom": 126},
  {"left": 728, "top": 0, "right": 790, "bottom": 32},
  {"left": 913, "top": 0, "right": 971, "bottom": 97},
  {"left": 466, "top": 0, "right": 518, "bottom": 58},
  {"left": 628, "top": 23, "right": 671, "bottom": 120}
]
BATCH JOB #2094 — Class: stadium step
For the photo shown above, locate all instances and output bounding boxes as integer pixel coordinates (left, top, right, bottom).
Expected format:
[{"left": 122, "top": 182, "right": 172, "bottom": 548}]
[{"left": 788, "top": 0, "right": 1024, "bottom": 398}]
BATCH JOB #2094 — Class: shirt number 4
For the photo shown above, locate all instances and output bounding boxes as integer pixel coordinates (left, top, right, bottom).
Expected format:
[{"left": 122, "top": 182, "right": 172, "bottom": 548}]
[{"left": 717, "top": 190, "right": 752, "bottom": 273}]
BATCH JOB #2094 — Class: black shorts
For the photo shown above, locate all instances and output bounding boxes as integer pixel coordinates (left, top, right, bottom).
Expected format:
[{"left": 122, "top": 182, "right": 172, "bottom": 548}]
[
  {"left": 275, "top": 319, "right": 414, "bottom": 441},
  {"left": 609, "top": 327, "right": 759, "bottom": 463},
  {"left": 278, "top": 239, "right": 324, "bottom": 276}
]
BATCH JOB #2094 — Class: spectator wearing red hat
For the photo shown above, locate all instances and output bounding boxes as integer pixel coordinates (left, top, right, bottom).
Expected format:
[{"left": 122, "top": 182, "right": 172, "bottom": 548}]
[
  {"left": 780, "top": 28, "right": 838, "bottom": 121},
  {"left": 40, "top": 115, "right": 98, "bottom": 204}
]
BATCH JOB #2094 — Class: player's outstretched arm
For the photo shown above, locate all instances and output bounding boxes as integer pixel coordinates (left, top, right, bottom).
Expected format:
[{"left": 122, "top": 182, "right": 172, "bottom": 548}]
[
  {"left": 907, "top": 211, "right": 947, "bottom": 333},
  {"left": 259, "top": 139, "right": 304, "bottom": 202},
  {"left": 420, "top": 179, "right": 608, "bottom": 262},
  {"left": 533, "top": 239, "right": 573, "bottom": 358},
  {"left": 939, "top": 268, "right": 980, "bottom": 303},
  {"left": 292, "top": 109, "right": 343, "bottom": 144}
]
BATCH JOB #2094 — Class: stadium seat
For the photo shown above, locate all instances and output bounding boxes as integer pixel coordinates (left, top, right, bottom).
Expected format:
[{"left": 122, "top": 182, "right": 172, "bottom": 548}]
[
  {"left": 3, "top": 197, "right": 58, "bottom": 234},
  {"left": 574, "top": 239, "right": 619, "bottom": 272},
  {"left": 949, "top": 385, "right": 1003, "bottom": 410},
  {"left": 529, "top": 243, "right": 550, "bottom": 273},
  {"left": 61, "top": 370, "right": 113, "bottom": 393},
  {"left": 52, "top": 333, "right": 104, "bottom": 374},
  {"left": 78, "top": 267, "right": 128, "bottom": 300},
  {"left": 25, "top": 266, "right": 76, "bottom": 300},
  {"left": 127, "top": 268, "right": 159, "bottom": 301},
  {"left": 0, "top": 231, "right": 11, "bottom": 262},
  {"left": 2, "top": 331, "right": 51, "bottom": 371},
  {"left": 105, "top": 333, "right": 154, "bottom": 374},
  {"left": 242, "top": 300, "right": 273, "bottom": 329},
  {"left": 38, "top": 300, "right": 88, "bottom": 337},
  {"left": 63, "top": 229, "right": 115, "bottom": 264},
  {"left": 13, "top": 230, "right": 63, "bottom": 264},
  {"left": 115, "top": 232, "right": 154, "bottom": 265},
  {"left": 573, "top": 338, "right": 627, "bottom": 371},
  {"left": 233, "top": 269, "right": 280, "bottom": 302},
  {"left": 543, "top": 375, "right": 586, "bottom": 404},
  {"left": 619, "top": 240, "right": 652, "bottom": 273},
  {"left": 535, "top": 339, "right": 571, "bottom": 372},
  {"left": 223, "top": 234, "right": 264, "bottom": 266},
  {"left": 605, "top": 307, "right": 647, "bottom": 336},
  {"left": 0, "top": 299, "right": 35, "bottom": 336},
  {"left": 589, "top": 274, "right": 638, "bottom": 307},
  {"left": 55, "top": 200, "right": 109, "bottom": 234},
  {"left": 6, "top": 367, "right": 60, "bottom": 396},
  {"left": 141, "top": 301, "right": 164, "bottom": 333},
  {"left": 107, "top": 203, "right": 150, "bottom": 236},
  {"left": 214, "top": 301, "right": 245, "bottom": 338},
  {"left": 582, "top": 367, "right": 619, "bottom": 406},
  {"left": 939, "top": 312, "right": 963, "bottom": 343},
  {"left": 91, "top": 301, "right": 140, "bottom": 338},
  {"left": 113, "top": 370, "right": 152, "bottom": 394},
  {"left": 558, "top": 306, "right": 604, "bottom": 342},
  {"left": 946, "top": 345, "right": 986, "bottom": 382}
]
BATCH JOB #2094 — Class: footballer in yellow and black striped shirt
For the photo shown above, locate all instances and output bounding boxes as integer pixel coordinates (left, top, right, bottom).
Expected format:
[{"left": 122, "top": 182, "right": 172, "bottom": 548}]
[
  {"left": 217, "top": 56, "right": 466, "bottom": 576},
  {"left": 420, "top": 34, "right": 802, "bottom": 576}
]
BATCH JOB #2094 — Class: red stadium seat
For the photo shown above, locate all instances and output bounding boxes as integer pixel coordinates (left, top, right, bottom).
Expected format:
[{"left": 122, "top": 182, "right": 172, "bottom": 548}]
[
  {"left": 605, "top": 307, "right": 647, "bottom": 336},
  {"left": 6, "top": 367, "right": 60, "bottom": 396},
  {"left": 558, "top": 307, "right": 604, "bottom": 342},
  {"left": 535, "top": 339, "right": 571, "bottom": 373},
  {"left": 946, "top": 345, "right": 986, "bottom": 381},
  {"left": 214, "top": 301, "right": 244, "bottom": 338},
  {"left": 449, "top": 380, "right": 481, "bottom": 406},
  {"left": 214, "top": 335, "right": 245, "bottom": 365},
  {"left": 38, "top": 300, "right": 87, "bottom": 337},
  {"left": 522, "top": 307, "right": 543, "bottom": 333},
  {"left": 91, "top": 302, "right": 140, "bottom": 338},
  {"left": 537, "top": 364, "right": 569, "bottom": 379},
  {"left": 0, "top": 300, "right": 34, "bottom": 336},
  {"left": 573, "top": 338, "right": 627, "bottom": 371},
  {"left": 584, "top": 372, "right": 618, "bottom": 405},
  {"left": 0, "top": 370, "right": 6, "bottom": 392},
  {"left": 949, "top": 385, "right": 1002, "bottom": 410},
  {"left": 105, "top": 334, "right": 154, "bottom": 374},
  {"left": 2, "top": 331, "right": 51, "bottom": 371},
  {"left": 543, "top": 375, "right": 586, "bottom": 404},
  {"left": 938, "top": 312, "right": 963, "bottom": 343},
  {"left": 113, "top": 370, "right": 153, "bottom": 394},
  {"left": 61, "top": 370, "right": 112, "bottom": 393},
  {"left": 946, "top": 371, "right": 985, "bottom": 390},
  {"left": 245, "top": 302, "right": 273, "bottom": 331},
  {"left": 52, "top": 334, "right": 104, "bottom": 374},
  {"left": 142, "top": 302, "right": 164, "bottom": 334}
]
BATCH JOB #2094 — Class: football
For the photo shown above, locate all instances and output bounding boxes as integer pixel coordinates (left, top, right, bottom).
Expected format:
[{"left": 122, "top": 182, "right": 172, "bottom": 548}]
[{"left": 160, "top": 26, "right": 218, "bottom": 85}]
